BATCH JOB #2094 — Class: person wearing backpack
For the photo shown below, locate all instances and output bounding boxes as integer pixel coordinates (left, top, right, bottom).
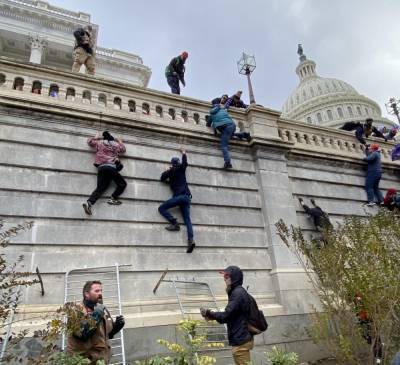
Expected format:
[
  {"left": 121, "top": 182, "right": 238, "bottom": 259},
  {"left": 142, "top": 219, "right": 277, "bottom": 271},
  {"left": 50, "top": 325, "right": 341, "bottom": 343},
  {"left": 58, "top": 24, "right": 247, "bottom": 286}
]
[{"left": 200, "top": 266, "right": 267, "bottom": 365}]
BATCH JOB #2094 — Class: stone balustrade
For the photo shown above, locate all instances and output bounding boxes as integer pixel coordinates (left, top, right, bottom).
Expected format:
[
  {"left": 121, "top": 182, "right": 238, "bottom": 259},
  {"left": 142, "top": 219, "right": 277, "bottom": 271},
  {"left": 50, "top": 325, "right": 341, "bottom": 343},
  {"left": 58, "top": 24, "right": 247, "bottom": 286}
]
[{"left": 0, "top": 56, "right": 398, "bottom": 165}]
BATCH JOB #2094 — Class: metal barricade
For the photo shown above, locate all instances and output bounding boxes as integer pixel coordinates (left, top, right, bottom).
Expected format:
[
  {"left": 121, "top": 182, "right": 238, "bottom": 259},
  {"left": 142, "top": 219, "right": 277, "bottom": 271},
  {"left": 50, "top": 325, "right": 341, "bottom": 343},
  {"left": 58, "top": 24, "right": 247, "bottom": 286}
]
[
  {"left": 62, "top": 264, "right": 129, "bottom": 365},
  {"left": 153, "top": 270, "right": 230, "bottom": 362}
]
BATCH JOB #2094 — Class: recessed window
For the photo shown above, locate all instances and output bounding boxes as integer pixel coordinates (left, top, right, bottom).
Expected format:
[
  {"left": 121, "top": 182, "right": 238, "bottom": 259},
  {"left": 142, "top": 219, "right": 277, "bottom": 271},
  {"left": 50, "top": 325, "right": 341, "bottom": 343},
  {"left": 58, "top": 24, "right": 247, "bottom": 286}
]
[
  {"left": 142, "top": 103, "right": 150, "bottom": 115},
  {"left": 98, "top": 93, "right": 106, "bottom": 106},
  {"left": 337, "top": 107, "right": 344, "bottom": 118},
  {"left": 128, "top": 100, "right": 136, "bottom": 112},
  {"left": 307, "top": 117, "right": 312, "bottom": 124},
  {"left": 327, "top": 110, "right": 333, "bottom": 121},
  {"left": 317, "top": 113, "right": 322, "bottom": 122},
  {"left": 357, "top": 106, "right": 362, "bottom": 115},
  {"left": 347, "top": 106, "right": 353, "bottom": 117},
  {"left": 0, "top": 73, "right": 5, "bottom": 86},
  {"left": 13, "top": 77, "right": 24, "bottom": 91},
  {"left": 113, "top": 97, "right": 122, "bottom": 110},
  {"left": 49, "top": 84, "right": 59, "bottom": 97},
  {"left": 83, "top": 91, "right": 92, "bottom": 104},
  {"left": 32, "top": 81, "right": 42, "bottom": 94}
]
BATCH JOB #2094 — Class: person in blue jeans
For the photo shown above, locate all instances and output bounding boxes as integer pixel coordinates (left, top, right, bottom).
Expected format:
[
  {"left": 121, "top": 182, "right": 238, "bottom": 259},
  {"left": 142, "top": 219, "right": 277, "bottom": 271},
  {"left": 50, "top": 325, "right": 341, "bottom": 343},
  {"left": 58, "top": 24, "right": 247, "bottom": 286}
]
[
  {"left": 363, "top": 143, "right": 384, "bottom": 207},
  {"left": 158, "top": 148, "right": 195, "bottom": 253},
  {"left": 209, "top": 104, "right": 252, "bottom": 169}
]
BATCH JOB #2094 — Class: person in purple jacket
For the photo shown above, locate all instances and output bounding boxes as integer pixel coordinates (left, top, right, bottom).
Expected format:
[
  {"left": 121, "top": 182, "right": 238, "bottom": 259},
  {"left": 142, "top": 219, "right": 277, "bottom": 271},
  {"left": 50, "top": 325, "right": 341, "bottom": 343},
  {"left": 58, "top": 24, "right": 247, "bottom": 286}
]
[{"left": 83, "top": 131, "right": 127, "bottom": 215}]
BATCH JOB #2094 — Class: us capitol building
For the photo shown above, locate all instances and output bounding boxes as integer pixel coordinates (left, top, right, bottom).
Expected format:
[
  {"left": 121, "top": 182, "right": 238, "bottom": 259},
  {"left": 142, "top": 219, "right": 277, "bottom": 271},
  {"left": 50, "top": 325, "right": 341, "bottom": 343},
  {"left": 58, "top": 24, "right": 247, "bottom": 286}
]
[
  {"left": 282, "top": 45, "right": 394, "bottom": 128},
  {"left": 1, "top": 1, "right": 399, "bottom": 364}
]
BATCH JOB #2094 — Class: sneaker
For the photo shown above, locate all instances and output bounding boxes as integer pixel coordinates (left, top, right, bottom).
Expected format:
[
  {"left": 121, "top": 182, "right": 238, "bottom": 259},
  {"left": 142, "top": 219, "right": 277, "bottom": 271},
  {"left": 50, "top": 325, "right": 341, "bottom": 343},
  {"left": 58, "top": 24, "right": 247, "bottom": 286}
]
[
  {"left": 82, "top": 201, "right": 92, "bottom": 216},
  {"left": 244, "top": 132, "right": 252, "bottom": 142},
  {"left": 165, "top": 223, "right": 180, "bottom": 232},
  {"left": 223, "top": 162, "right": 233, "bottom": 169},
  {"left": 187, "top": 239, "right": 196, "bottom": 253},
  {"left": 107, "top": 197, "right": 122, "bottom": 205},
  {"left": 365, "top": 202, "right": 376, "bottom": 207}
]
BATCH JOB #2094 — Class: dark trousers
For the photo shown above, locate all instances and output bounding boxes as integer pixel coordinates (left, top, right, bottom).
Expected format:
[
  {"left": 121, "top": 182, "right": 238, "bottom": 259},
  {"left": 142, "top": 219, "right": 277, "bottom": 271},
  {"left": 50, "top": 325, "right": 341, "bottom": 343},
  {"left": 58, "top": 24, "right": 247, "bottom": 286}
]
[
  {"left": 88, "top": 166, "right": 127, "bottom": 205},
  {"left": 167, "top": 75, "right": 180, "bottom": 94},
  {"left": 158, "top": 194, "right": 193, "bottom": 239},
  {"left": 217, "top": 123, "right": 248, "bottom": 163},
  {"left": 365, "top": 172, "right": 384, "bottom": 203}
]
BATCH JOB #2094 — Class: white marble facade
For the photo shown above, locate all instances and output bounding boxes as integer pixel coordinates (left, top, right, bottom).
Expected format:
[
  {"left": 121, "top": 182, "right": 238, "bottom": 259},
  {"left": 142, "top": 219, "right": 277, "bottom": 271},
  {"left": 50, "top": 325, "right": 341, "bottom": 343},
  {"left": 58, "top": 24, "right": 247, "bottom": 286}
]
[
  {"left": 0, "top": 0, "right": 151, "bottom": 86},
  {"left": 282, "top": 47, "right": 394, "bottom": 129}
]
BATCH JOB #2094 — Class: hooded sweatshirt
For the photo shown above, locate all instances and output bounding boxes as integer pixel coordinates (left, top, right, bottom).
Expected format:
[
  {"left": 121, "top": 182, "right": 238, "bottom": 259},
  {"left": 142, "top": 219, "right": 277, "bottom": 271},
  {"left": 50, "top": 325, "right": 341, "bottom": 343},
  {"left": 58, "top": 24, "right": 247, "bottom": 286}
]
[
  {"left": 363, "top": 149, "right": 382, "bottom": 175},
  {"left": 207, "top": 266, "right": 252, "bottom": 346}
]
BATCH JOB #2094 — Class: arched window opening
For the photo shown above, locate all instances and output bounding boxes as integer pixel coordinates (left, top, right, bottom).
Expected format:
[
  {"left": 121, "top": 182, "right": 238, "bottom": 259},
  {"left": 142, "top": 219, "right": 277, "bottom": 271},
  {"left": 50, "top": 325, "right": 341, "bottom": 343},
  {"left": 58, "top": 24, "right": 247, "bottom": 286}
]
[
  {"left": 155, "top": 105, "right": 163, "bottom": 117},
  {"left": 128, "top": 100, "right": 136, "bottom": 112},
  {"left": 317, "top": 113, "right": 322, "bottom": 122},
  {"left": 193, "top": 113, "right": 200, "bottom": 124},
  {"left": 66, "top": 87, "right": 75, "bottom": 100},
  {"left": 181, "top": 110, "right": 188, "bottom": 122},
  {"left": 82, "top": 90, "right": 92, "bottom": 106},
  {"left": 32, "top": 81, "right": 42, "bottom": 94},
  {"left": 13, "top": 77, "right": 24, "bottom": 91},
  {"left": 327, "top": 110, "right": 333, "bottom": 121},
  {"left": 0, "top": 73, "right": 5, "bottom": 86},
  {"left": 347, "top": 106, "right": 353, "bottom": 117},
  {"left": 142, "top": 103, "right": 150, "bottom": 115},
  {"left": 49, "top": 84, "right": 59, "bottom": 97},
  {"left": 98, "top": 93, "right": 106, "bottom": 106},
  {"left": 113, "top": 97, "right": 122, "bottom": 110},
  {"left": 337, "top": 107, "right": 344, "bottom": 118},
  {"left": 307, "top": 117, "right": 312, "bottom": 124},
  {"left": 168, "top": 108, "right": 176, "bottom": 120}
]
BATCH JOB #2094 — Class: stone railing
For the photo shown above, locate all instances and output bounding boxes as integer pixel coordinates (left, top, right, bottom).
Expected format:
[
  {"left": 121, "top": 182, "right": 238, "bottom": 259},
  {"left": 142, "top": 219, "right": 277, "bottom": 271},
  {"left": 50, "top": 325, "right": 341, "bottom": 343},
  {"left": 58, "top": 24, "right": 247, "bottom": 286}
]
[
  {"left": 0, "top": 58, "right": 249, "bottom": 133},
  {"left": 0, "top": 57, "right": 398, "bottom": 166},
  {"left": 96, "top": 47, "right": 143, "bottom": 65},
  {"left": 278, "top": 119, "right": 396, "bottom": 163},
  {"left": 4, "top": 0, "right": 90, "bottom": 20}
]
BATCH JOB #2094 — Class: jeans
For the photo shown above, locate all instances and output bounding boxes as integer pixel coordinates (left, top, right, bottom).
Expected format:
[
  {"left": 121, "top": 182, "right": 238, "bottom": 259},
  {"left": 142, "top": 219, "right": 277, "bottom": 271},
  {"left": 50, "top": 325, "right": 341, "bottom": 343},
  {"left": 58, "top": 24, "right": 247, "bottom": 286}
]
[
  {"left": 218, "top": 124, "right": 248, "bottom": 163},
  {"left": 158, "top": 194, "right": 193, "bottom": 239},
  {"left": 88, "top": 166, "right": 127, "bottom": 205},
  {"left": 365, "top": 172, "right": 384, "bottom": 203},
  {"left": 167, "top": 75, "right": 180, "bottom": 94}
]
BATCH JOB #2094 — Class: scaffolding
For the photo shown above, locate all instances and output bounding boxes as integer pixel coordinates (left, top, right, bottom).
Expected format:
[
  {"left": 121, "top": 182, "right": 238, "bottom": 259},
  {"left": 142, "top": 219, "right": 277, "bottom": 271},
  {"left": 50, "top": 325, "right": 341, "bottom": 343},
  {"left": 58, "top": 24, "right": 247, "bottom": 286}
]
[
  {"left": 153, "top": 269, "right": 230, "bottom": 362},
  {"left": 62, "top": 264, "right": 130, "bottom": 365}
]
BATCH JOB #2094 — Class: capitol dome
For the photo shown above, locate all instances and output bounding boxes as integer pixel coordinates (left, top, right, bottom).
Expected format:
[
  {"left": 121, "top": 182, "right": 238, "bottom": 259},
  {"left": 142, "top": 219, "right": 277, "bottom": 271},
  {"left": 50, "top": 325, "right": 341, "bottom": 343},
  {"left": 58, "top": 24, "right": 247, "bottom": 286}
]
[{"left": 282, "top": 46, "right": 394, "bottom": 128}]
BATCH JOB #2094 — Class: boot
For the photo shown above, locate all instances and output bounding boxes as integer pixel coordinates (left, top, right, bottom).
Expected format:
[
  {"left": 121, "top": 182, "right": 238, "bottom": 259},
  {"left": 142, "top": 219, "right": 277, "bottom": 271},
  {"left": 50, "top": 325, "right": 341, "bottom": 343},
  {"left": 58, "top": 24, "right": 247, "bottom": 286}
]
[
  {"left": 165, "top": 221, "right": 180, "bottom": 231},
  {"left": 187, "top": 238, "right": 196, "bottom": 253}
]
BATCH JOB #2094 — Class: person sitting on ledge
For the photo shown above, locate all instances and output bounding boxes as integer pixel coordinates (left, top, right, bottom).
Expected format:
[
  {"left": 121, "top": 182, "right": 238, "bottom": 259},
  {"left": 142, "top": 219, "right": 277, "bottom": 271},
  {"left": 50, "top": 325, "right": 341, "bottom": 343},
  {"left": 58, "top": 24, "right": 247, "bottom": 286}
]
[
  {"left": 83, "top": 131, "right": 127, "bottom": 216},
  {"left": 363, "top": 143, "right": 384, "bottom": 207},
  {"left": 158, "top": 147, "right": 195, "bottom": 253},
  {"left": 209, "top": 103, "right": 251, "bottom": 169}
]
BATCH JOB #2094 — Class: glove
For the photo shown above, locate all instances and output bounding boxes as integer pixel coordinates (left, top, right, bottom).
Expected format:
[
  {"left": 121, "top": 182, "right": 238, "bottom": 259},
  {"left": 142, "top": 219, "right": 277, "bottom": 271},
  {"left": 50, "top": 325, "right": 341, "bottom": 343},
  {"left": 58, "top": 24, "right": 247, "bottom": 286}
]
[
  {"left": 114, "top": 315, "right": 125, "bottom": 331},
  {"left": 109, "top": 315, "right": 125, "bottom": 339},
  {"left": 91, "top": 303, "right": 105, "bottom": 322},
  {"left": 200, "top": 307, "right": 212, "bottom": 320}
]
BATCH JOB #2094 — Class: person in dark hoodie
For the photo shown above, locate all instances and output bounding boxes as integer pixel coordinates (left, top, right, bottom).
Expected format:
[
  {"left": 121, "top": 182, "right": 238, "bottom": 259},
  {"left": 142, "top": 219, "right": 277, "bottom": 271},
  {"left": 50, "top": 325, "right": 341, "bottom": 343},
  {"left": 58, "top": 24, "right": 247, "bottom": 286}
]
[
  {"left": 211, "top": 94, "right": 228, "bottom": 107},
  {"left": 363, "top": 143, "right": 384, "bottom": 206},
  {"left": 200, "top": 266, "right": 253, "bottom": 365},
  {"left": 209, "top": 104, "right": 252, "bottom": 169},
  {"left": 165, "top": 52, "right": 188, "bottom": 95},
  {"left": 158, "top": 148, "right": 195, "bottom": 253},
  {"left": 225, "top": 91, "right": 247, "bottom": 109},
  {"left": 83, "top": 131, "right": 127, "bottom": 216},
  {"left": 298, "top": 197, "right": 333, "bottom": 232}
]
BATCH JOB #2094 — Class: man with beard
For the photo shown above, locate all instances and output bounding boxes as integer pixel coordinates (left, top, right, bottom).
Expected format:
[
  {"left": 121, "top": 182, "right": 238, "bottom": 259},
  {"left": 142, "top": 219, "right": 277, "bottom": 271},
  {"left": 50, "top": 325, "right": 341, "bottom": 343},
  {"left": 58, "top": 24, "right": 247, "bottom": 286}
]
[{"left": 67, "top": 281, "right": 125, "bottom": 364}]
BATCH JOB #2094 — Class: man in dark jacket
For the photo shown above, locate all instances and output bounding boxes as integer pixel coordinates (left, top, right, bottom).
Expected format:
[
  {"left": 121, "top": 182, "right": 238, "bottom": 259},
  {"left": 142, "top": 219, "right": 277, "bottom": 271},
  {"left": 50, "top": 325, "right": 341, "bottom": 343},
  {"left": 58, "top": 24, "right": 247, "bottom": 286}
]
[
  {"left": 158, "top": 148, "right": 195, "bottom": 253},
  {"left": 363, "top": 143, "right": 384, "bottom": 206},
  {"left": 165, "top": 52, "right": 188, "bottom": 95},
  {"left": 225, "top": 91, "right": 247, "bottom": 109},
  {"left": 298, "top": 197, "right": 332, "bottom": 232},
  {"left": 67, "top": 280, "right": 125, "bottom": 364},
  {"left": 211, "top": 94, "right": 228, "bottom": 107},
  {"left": 200, "top": 266, "right": 253, "bottom": 365}
]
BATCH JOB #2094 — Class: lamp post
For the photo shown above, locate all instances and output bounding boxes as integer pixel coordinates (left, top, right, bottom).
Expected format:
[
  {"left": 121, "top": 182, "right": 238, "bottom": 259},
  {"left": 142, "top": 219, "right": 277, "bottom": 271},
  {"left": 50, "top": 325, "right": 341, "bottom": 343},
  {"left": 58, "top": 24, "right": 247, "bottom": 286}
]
[
  {"left": 237, "top": 52, "right": 256, "bottom": 104},
  {"left": 385, "top": 97, "right": 400, "bottom": 124}
]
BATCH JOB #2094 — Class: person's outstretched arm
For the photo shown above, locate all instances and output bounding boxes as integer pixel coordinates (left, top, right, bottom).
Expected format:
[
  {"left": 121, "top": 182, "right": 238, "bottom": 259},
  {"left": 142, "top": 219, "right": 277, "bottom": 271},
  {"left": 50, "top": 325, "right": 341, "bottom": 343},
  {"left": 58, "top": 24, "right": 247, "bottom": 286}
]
[
  {"left": 181, "top": 148, "right": 188, "bottom": 171},
  {"left": 87, "top": 133, "right": 101, "bottom": 148},
  {"left": 355, "top": 127, "right": 367, "bottom": 145}
]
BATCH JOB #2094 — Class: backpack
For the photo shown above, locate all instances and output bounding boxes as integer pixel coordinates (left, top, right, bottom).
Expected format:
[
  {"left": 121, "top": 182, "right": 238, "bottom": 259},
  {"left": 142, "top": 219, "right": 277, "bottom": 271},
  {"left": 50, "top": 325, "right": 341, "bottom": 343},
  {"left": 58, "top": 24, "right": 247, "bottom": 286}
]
[{"left": 246, "top": 293, "right": 268, "bottom": 335}]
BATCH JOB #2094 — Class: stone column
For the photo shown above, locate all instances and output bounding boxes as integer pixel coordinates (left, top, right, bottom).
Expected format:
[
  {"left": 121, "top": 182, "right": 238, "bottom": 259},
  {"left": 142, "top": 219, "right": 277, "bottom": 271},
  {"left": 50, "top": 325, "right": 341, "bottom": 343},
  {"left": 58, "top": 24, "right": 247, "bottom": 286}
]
[
  {"left": 250, "top": 108, "right": 319, "bottom": 315},
  {"left": 29, "top": 35, "right": 48, "bottom": 64}
]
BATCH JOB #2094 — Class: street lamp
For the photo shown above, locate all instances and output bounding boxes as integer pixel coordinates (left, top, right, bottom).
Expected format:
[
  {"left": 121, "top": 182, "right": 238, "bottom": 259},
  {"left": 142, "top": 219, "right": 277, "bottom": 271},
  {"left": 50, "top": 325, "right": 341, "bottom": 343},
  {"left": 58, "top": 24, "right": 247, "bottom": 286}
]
[
  {"left": 237, "top": 52, "right": 256, "bottom": 104},
  {"left": 385, "top": 97, "right": 400, "bottom": 124}
]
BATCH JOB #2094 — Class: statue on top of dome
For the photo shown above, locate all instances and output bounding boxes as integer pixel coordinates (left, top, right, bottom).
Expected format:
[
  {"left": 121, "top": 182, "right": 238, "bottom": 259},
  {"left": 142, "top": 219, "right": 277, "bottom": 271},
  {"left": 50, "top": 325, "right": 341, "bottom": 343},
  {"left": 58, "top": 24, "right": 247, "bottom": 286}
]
[{"left": 297, "top": 44, "right": 306, "bottom": 61}]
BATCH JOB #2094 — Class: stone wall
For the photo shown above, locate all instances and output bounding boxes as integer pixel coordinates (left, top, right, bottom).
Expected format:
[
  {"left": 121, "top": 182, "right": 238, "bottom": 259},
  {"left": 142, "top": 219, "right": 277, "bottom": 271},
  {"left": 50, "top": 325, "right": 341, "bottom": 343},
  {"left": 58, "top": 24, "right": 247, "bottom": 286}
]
[{"left": 1, "top": 58, "right": 400, "bottom": 363}]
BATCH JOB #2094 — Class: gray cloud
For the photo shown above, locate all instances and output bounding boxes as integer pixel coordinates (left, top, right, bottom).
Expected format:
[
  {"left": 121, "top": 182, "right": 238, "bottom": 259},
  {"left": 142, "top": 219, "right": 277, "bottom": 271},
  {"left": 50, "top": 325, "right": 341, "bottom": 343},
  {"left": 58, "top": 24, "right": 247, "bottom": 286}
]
[{"left": 51, "top": 0, "right": 400, "bottom": 120}]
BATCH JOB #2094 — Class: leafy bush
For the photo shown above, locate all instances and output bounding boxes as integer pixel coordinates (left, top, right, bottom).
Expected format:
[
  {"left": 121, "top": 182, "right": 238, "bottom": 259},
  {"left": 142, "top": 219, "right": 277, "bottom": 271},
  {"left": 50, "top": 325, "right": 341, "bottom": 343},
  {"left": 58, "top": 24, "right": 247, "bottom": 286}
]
[
  {"left": 276, "top": 210, "right": 400, "bottom": 365},
  {"left": 265, "top": 346, "right": 299, "bottom": 365}
]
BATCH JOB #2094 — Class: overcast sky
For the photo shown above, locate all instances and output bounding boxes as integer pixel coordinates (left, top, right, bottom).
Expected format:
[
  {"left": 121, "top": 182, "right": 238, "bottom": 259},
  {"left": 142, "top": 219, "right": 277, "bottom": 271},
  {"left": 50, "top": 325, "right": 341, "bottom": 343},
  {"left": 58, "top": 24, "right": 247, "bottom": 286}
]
[{"left": 51, "top": 0, "right": 400, "bottom": 120}]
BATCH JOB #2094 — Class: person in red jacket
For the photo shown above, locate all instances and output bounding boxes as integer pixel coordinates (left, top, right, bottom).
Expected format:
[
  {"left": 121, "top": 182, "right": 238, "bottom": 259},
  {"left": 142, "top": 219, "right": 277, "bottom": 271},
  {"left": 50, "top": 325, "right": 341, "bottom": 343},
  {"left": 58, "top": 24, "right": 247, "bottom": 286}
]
[{"left": 83, "top": 131, "right": 127, "bottom": 215}]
